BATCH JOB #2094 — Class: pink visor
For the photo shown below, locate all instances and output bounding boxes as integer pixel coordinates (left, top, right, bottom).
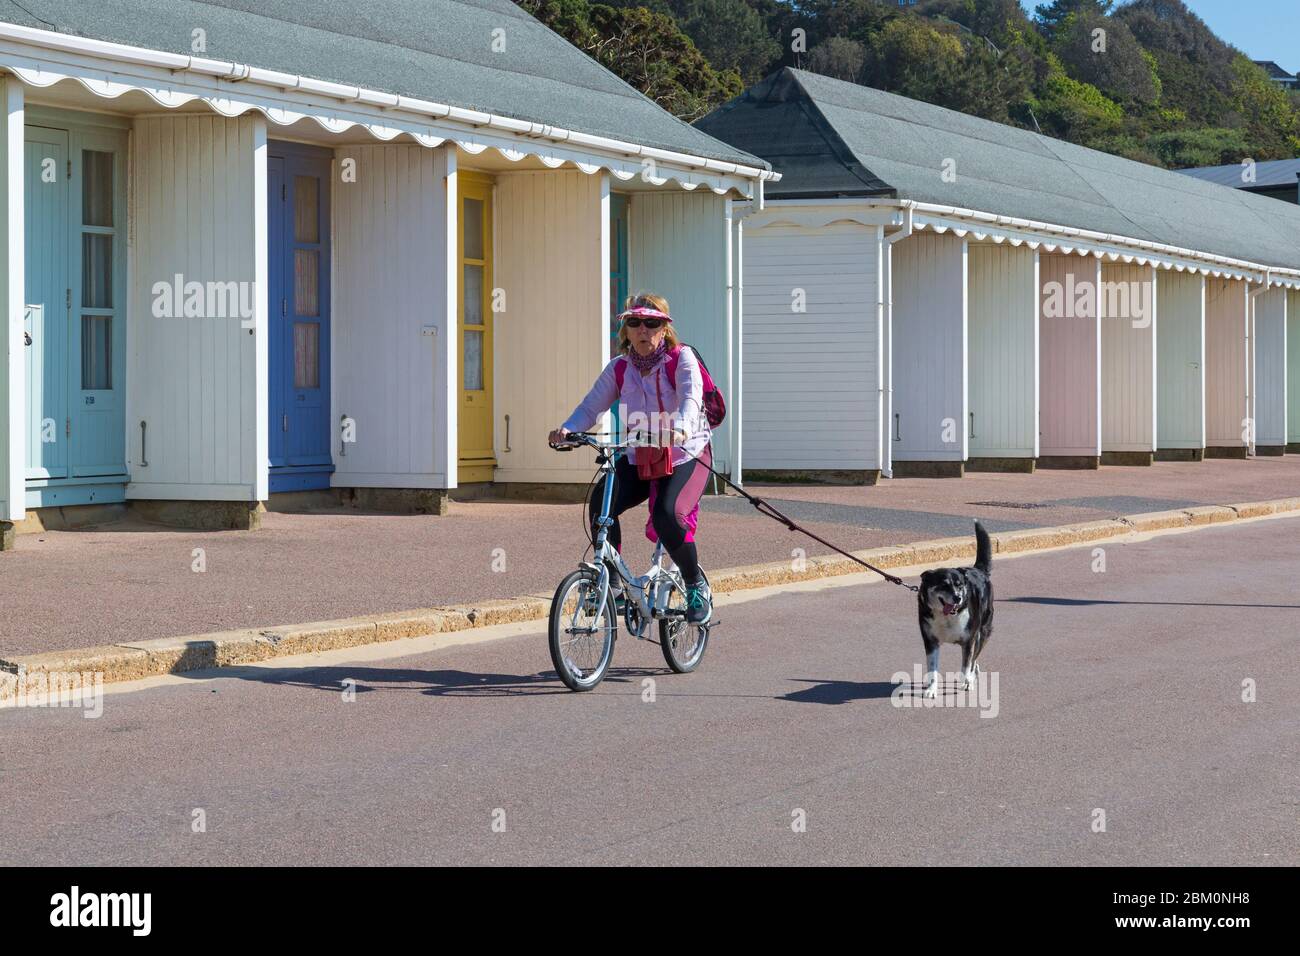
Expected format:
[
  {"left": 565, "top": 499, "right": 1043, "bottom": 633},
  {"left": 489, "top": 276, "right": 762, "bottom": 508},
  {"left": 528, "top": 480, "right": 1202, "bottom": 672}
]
[{"left": 619, "top": 305, "right": 672, "bottom": 323}]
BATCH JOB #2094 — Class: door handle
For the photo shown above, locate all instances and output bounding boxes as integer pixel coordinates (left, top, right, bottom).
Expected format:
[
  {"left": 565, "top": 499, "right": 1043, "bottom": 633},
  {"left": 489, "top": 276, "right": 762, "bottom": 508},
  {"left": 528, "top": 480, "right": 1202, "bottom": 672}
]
[{"left": 24, "top": 330, "right": 31, "bottom": 346}]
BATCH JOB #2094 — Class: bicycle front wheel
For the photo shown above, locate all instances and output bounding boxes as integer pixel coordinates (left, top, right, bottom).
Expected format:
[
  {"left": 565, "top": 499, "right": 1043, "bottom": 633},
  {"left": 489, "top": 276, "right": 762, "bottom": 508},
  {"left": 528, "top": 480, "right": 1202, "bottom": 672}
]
[
  {"left": 549, "top": 568, "right": 617, "bottom": 691},
  {"left": 659, "top": 570, "right": 711, "bottom": 674}
]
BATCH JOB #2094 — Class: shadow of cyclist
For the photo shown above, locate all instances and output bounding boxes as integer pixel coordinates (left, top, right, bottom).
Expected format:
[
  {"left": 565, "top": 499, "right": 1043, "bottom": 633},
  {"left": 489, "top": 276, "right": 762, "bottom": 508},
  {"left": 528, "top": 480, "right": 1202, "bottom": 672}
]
[{"left": 175, "top": 663, "right": 674, "bottom": 698}]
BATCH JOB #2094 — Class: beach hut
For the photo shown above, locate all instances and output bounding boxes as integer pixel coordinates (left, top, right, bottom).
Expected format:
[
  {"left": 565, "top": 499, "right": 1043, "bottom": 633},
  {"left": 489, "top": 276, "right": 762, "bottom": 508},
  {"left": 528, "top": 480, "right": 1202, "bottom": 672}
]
[
  {"left": 0, "top": 0, "right": 774, "bottom": 546},
  {"left": 696, "top": 68, "right": 1300, "bottom": 478}
]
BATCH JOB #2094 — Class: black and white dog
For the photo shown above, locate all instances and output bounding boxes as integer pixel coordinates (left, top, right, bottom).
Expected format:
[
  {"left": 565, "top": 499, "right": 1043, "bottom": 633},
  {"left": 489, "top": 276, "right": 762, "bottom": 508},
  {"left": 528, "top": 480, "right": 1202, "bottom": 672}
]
[{"left": 918, "top": 521, "right": 993, "bottom": 698}]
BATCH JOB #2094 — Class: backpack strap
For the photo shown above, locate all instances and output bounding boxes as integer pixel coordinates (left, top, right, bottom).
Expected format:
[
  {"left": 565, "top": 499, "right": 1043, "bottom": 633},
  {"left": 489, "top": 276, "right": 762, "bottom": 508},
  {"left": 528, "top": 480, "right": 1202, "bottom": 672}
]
[
  {"left": 665, "top": 345, "right": 686, "bottom": 384},
  {"left": 614, "top": 356, "right": 626, "bottom": 391}
]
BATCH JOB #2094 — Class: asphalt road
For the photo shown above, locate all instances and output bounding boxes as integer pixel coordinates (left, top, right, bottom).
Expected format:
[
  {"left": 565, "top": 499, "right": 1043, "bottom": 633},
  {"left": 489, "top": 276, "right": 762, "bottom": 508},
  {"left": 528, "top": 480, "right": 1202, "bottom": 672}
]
[{"left": 2, "top": 516, "right": 1297, "bottom": 866}]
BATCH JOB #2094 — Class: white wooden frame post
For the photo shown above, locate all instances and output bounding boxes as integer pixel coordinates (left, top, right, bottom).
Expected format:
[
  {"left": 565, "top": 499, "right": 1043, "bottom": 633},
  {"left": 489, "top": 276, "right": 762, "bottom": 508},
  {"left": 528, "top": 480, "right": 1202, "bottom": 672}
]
[
  {"left": 1150, "top": 263, "right": 1159, "bottom": 455},
  {"left": 1033, "top": 248, "right": 1042, "bottom": 459},
  {"left": 252, "top": 117, "right": 270, "bottom": 502},
  {"left": 597, "top": 172, "right": 612, "bottom": 437},
  {"left": 0, "top": 78, "right": 23, "bottom": 527},
  {"left": 439, "top": 147, "right": 458, "bottom": 488}
]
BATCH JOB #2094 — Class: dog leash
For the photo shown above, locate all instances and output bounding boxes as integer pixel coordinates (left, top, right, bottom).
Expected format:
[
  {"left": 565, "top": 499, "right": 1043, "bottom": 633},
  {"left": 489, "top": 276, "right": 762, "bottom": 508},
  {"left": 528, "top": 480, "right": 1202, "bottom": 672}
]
[{"left": 682, "top": 445, "right": 920, "bottom": 593}]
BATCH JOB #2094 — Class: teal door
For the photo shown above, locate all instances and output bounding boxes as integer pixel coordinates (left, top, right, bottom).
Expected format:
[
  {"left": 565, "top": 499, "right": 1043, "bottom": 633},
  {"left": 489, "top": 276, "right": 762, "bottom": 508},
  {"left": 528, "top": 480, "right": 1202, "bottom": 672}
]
[
  {"left": 70, "top": 139, "right": 126, "bottom": 477},
  {"left": 609, "top": 193, "right": 629, "bottom": 431},
  {"left": 610, "top": 192, "right": 629, "bottom": 355},
  {"left": 24, "top": 127, "right": 69, "bottom": 481},
  {"left": 23, "top": 118, "right": 127, "bottom": 507}
]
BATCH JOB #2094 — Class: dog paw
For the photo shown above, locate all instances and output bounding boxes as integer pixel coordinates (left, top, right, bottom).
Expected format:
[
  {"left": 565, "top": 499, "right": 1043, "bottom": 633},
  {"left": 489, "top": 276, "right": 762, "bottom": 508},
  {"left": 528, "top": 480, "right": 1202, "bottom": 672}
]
[
  {"left": 922, "top": 681, "right": 938, "bottom": 699},
  {"left": 961, "top": 669, "right": 976, "bottom": 690}
]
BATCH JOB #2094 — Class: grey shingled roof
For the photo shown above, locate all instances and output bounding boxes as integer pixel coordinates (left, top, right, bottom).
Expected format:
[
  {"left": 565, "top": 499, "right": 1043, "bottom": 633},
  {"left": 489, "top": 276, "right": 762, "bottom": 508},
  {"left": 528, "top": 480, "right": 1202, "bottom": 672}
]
[
  {"left": 694, "top": 65, "right": 892, "bottom": 198},
  {"left": 0, "top": 0, "right": 766, "bottom": 169},
  {"left": 696, "top": 68, "right": 1300, "bottom": 272},
  {"left": 1252, "top": 60, "right": 1296, "bottom": 82},
  {"left": 1179, "top": 157, "right": 1300, "bottom": 191}
]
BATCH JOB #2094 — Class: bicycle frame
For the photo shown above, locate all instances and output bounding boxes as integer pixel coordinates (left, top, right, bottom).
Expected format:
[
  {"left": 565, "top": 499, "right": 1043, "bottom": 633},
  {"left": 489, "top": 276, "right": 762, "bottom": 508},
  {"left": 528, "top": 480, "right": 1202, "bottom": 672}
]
[{"left": 580, "top": 443, "right": 685, "bottom": 639}]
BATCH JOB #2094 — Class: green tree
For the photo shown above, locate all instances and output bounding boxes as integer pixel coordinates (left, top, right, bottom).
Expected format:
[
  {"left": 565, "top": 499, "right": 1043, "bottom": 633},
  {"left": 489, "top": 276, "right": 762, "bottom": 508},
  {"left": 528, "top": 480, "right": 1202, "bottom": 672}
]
[
  {"left": 808, "top": 35, "right": 866, "bottom": 83},
  {"left": 1032, "top": 53, "right": 1125, "bottom": 142},
  {"left": 601, "top": 0, "right": 782, "bottom": 84},
  {"left": 1053, "top": 9, "right": 1159, "bottom": 105},
  {"left": 739, "top": 0, "right": 808, "bottom": 69},
  {"left": 1033, "top": 0, "right": 1113, "bottom": 40},
  {"left": 918, "top": 0, "right": 1038, "bottom": 52},
  {"left": 518, "top": 0, "right": 743, "bottom": 120},
  {"left": 1146, "top": 127, "right": 1254, "bottom": 168},
  {"left": 863, "top": 16, "right": 1029, "bottom": 124},
  {"left": 1229, "top": 55, "right": 1300, "bottom": 160},
  {"left": 514, "top": 0, "right": 1300, "bottom": 169},
  {"left": 1115, "top": 0, "right": 1236, "bottom": 125}
]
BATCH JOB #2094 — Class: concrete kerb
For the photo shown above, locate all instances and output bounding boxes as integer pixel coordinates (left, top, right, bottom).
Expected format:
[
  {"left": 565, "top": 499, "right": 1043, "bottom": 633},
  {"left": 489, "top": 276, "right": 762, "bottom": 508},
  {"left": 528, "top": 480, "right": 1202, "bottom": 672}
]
[{"left": 3, "top": 496, "right": 1299, "bottom": 699}]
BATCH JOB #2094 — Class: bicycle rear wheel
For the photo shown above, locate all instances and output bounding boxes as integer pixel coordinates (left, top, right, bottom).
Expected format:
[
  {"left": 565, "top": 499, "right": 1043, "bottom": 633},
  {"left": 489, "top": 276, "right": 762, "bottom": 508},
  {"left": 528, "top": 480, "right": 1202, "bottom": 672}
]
[
  {"left": 549, "top": 568, "right": 617, "bottom": 691},
  {"left": 659, "top": 570, "right": 710, "bottom": 674}
]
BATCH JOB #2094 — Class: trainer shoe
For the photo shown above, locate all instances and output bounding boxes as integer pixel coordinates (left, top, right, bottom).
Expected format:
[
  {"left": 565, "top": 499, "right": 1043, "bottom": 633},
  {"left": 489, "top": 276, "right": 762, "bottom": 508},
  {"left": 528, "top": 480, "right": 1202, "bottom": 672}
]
[{"left": 684, "top": 579, "right": 712, "bottom": 624}]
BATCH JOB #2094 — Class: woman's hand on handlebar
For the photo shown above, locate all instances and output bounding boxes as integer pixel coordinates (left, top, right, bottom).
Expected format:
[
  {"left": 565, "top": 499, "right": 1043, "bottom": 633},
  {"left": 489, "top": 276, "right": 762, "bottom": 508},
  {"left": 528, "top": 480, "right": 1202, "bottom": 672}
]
[{"left": 548, "top": 427, "right": 571, "bottom": 449}]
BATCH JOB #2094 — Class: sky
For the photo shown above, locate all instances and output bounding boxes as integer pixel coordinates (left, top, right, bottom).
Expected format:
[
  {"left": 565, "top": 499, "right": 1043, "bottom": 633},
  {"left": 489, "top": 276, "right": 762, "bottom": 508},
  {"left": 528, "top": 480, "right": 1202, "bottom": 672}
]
[{"left": 1018, "top": 0, "right": 1300, "bottom": 68}]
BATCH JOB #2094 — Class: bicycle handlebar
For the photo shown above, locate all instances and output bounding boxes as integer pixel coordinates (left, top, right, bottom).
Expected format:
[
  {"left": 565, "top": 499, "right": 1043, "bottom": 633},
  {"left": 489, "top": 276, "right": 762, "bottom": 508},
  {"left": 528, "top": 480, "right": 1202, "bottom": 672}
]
[{"left": 548, "top": 431, "right": 661, "bottom": 452}]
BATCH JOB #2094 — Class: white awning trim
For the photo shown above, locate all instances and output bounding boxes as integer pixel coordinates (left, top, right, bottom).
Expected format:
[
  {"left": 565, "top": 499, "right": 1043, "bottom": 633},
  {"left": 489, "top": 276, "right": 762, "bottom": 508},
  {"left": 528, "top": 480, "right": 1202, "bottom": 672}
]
[
  {"left": 742, "top": 196, "right": 1300, "bottom": 290},
  {"left": 0, "top": 23, "right": 773, "bottom": 198},
  {"left": 739, "top": 198, "right": 1300, "bottom": 288},
  {"left": 901, "top": 207, "right": 1291, "bottom": 285}
]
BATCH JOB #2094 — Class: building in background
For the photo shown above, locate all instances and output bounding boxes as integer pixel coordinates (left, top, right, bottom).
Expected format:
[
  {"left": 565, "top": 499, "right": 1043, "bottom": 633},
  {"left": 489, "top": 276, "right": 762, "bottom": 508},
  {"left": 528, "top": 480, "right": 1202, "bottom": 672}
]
[
  {"left": 1252, "top": 61, "right": 1298, "bottom": 90},
  {"left": 1179, "top": 158, "right": 1300, "bottom": 206},
  {"left": 697, "top": 68, "right": 1300, "bottom": 481},
  {"left": 0, "top": 0, "right": 774, "bottom": 546}
]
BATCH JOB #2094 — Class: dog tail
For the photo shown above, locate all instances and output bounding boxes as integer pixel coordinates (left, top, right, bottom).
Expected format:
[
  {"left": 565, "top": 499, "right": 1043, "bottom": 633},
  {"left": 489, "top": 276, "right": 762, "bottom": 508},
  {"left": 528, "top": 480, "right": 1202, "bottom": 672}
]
[{"left": 974, "top": 520, "right": 992, "bottom": 575}]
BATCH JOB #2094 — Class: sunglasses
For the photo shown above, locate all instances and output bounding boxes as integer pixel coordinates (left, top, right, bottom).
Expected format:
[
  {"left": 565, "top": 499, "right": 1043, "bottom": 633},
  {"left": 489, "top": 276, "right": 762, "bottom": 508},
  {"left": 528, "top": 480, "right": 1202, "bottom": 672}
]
[{"left": 623, "top": 318, "right": 664, "bottom": 330}]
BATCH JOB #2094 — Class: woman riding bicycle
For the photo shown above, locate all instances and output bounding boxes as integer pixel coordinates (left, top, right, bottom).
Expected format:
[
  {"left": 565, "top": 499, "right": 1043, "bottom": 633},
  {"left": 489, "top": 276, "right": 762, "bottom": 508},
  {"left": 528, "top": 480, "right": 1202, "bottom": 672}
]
[{"left": 548, "top": 292, "right": 714, "bottom": 624}]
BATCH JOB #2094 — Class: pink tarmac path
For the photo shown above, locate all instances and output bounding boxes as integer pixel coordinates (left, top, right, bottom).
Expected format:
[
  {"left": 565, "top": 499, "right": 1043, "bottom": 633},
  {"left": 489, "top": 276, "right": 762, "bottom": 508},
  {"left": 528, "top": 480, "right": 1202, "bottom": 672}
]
[{"left": 0, "top": 455, "right": 1296, "bottom": 657}]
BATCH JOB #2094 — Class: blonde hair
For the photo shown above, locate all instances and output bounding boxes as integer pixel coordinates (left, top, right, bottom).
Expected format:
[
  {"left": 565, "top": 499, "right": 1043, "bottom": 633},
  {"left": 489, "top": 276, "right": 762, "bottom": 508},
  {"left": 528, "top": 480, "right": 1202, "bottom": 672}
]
[{"left": 616, "top": 291, "right": 678, "bottom": 355}]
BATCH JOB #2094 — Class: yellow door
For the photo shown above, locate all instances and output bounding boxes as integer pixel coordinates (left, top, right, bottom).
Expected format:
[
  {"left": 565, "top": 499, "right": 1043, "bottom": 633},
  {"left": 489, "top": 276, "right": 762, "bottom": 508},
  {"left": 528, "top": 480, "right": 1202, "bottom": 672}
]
[{"left": 458, "top": 173, "right": 495, "bottom": 482}]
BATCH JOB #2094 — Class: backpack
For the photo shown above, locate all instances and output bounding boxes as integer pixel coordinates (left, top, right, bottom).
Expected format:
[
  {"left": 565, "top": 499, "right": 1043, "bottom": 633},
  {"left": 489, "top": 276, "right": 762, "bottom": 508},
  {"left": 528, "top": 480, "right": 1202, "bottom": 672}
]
[{"left": 614, "top": 344, "right": 726, "bottom": 428}]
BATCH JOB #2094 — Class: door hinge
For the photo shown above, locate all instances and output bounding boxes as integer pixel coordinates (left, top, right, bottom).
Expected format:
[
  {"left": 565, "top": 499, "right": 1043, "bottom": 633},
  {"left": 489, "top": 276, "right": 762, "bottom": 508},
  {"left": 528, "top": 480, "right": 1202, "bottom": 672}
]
[
  {"left": 281, "top": 298, "right": 287, "bottom": 317},
  {"left": 65, "top": 288, "right": 71, "bottom": 310},
  {"left": 65, "top": 417, "right": 71, "bottom": 438},
  {"left": 282, "top": 413, "right": 289, "bottom": 432},
  {"left": 282, "top": 183, "right": 287, "bottom": 201},
  {"left": 66, "top": 159, "right": 71, "bottom": 178}
]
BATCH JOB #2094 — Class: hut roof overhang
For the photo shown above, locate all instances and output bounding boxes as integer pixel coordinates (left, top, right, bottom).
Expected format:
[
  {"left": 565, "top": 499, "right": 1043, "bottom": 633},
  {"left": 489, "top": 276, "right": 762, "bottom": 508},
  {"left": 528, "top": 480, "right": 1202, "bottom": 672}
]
[
  {"left": 0, "top": 0, "right": 776, "bottom": 197},
  {"left": 697, "top": 68, "right": 1300, "bottom": 277}
]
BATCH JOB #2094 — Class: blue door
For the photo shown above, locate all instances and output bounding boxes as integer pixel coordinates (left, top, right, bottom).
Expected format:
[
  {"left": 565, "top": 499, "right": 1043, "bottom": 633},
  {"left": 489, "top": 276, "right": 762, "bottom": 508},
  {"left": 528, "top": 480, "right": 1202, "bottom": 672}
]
[
  {"left": 24, "top": 127, "right": 69, "bottom": 483},
  {"left": 23, "top": 118, "right": 128, "bottom": 508},
  {"left": 268, "top": 143, "right": 332, "bottom": 492}
]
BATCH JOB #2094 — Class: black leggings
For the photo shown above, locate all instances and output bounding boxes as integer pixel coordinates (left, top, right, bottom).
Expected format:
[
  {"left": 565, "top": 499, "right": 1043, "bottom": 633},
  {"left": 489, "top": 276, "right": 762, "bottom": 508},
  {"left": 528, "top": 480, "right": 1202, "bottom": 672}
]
[{"left": 588, "top": 448, "right": 710, "bottom": 585}]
